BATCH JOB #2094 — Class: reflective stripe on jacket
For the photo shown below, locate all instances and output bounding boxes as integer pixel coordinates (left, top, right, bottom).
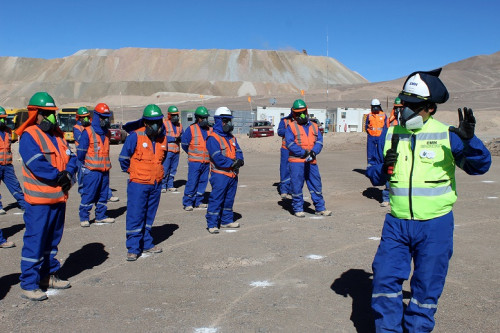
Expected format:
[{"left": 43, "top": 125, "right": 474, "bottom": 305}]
[
  {"left": 367, "top": 112, "right": 387, "bottom": 136},
  {"left": 0, "top": 130, "right": 13, "bottom": 165},
  {"left": 288, "top": 121, "right": 318, "bottom": 164},
  {"left": 209, "top": 132, "right": 236, "bottom": 178},
  {"left": 129, "top": 127, "right": 167, "bottom": 184},
  {"left": 188, "top": 124, "right": 212, "bottom": 163},
  {"left": 281, "top": 118, "right": 291, "bottom": 149},
  {"left": 22, "top": 126, "right": 70, "bottom": 204},
  {"left": 385, "top": 118, "right": 457, "bottom": 220},
  {"left": 164, "top": 120, "right": 183, "bottom": 153},
  {"left": 83, "top": 126, "right": 111, "bottom": 171},
  {"left": 74, "top": 124, "right": 84, "bottom": 145}
]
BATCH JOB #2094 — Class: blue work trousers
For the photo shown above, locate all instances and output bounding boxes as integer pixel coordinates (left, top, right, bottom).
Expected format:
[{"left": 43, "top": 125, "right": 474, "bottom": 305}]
[
  {"left": 183, "top": 161, "right": 210, "bottom": 207},
  {"left": 125, "top": 181, "right": 161, "bottom": 254},
  {"left": 289, "top": 162, "right": 326, "bottom": 213},
  {"left": 79, "top": 169, "right": 109, "bottom": 221},
  {"left": 372, "top": 211, "right": 454, "bottom": 332},
  {"left": 162, "top": 151, "right": 180, "bottom": 189},
  {"left": 0, "top": 228, "right": 6, "bottom": 244},
  {"left": 0, "top": 164, "right": 26, "bottom": 210},
  {"left": 20, "top": 202, "right": 66, "bottom": 291},
  {"left": 206, "top": 173, "right": 238, "bottom": 228},
  {"left": 366, "top": 135, "right": 381, "bottom": 163},
  {"left": 279, "top": 148, "right": 291, "bottom": 195}
]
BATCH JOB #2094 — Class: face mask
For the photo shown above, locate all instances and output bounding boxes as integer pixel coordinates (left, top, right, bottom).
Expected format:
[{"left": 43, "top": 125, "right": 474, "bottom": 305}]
[
  {"left": 81, "top": 117, "right": 91, "bottom": 127},
  {"left": 0, "top": 119, "right": 5, "bottom": 131},
  {"left": 170, "top": 115, "right": 179, "bottom": 124},
  {"left": 145, "top": 122, "right": 161, "bottom": 138},
  {"left": 296, "top": 113, "right": 308, "bottom": 125},
  {"left": 198, "top": 118, "right": 209, "bottom": 128},
  {"left": 222, "top": 120, "right": 233, "bottom": 133},
  {"left": 40, "top": 113, "right": 56, "bottom": 132},
  {"left": 100, "top": 117, "right": 111, "bottom": 129},
  {"left": 399, "top": 107, "right": 423, "bottom": 130}
]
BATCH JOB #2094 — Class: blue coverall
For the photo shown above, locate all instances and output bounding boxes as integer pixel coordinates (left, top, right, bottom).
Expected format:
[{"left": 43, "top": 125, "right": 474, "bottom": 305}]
[
  {"left": 365, "top": 112, "right": 388, "bottom": 163},
  {"left": 162, "top": 122, "right": 183, "bottom": 190},
  {"left": 205, "top": 117, "right": 244, "bottom": 228},
  {"left": 181, "top": 124, "right": 210, "bottom": 208},
  {"left": 119, "top": 129, "right": 164, "bottom": 255},
  {"left": 285, "top": 120, "right": 326, "bottom": 213},
  {"left": 366, "top": 124, "right": 491, "bottom": 332},
  {"left": 19, "top": 126, "right": 77, "bottom": 291},
  {"left": 76, "top": 116, "right": 111, "bottom": 222},
  {"left": 277, "top": 114, "right": 293, "bottom": 196},
  {"left": 0, "top": 131, "right": 26, "bottom": 210}
]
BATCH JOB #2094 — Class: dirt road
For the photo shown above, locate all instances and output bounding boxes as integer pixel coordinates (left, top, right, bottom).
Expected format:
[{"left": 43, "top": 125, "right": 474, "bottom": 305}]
[{"left": 1, "top": 139, "right": 499, "bottom": 332}]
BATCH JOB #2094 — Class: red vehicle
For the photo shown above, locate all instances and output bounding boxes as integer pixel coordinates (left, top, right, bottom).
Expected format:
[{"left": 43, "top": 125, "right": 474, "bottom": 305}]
[
  {"left": 249, "top": 120, "right": 274, "bottom": 138},
  {"left": 109, "top": 124, "right": 127, "bottom": 144},
  {"left": 310, "top": 118, "right": 325, "bottom": 135}
]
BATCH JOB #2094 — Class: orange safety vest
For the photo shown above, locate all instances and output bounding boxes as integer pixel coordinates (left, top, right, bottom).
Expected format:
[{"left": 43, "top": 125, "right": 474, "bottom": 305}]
[
  {"left": 129, "top": 127, "right": 167, "bottom": 184},
  {"left": 22, "top": 126, "right": 70, "bottom": 205},
  {"left": 288, "top": 121, "right": 318, "bottom": 164},
  {"left": 164, "top": 120, "right": 183, "bottom": 153},
  {"left": 281, "top": 118, "right": 292, "bottom": 149},
  {"left": 388, "top": 108, "right": 399, "bottom": 126},
  {"left": 188, "top": 124, "right": 212, "bottom": 163},
  {"left": 74, "top": 124, "right": 84, "bottom": 145},
  {"left": 83, "top": 127, "right": 111, "bottom": 171},
  {"left": 0, "top": 129, "right": 13, "bottom": 165},
  {"left": 367, "top": 112, "right": 387, "bottom": 136},
  {"left": 209, "top": 132, "right": 237, "bottom": 178}
]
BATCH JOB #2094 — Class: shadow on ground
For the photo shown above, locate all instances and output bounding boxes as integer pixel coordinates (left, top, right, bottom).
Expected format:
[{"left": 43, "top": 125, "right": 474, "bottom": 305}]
[
  {"left": 151, "top": 223, "right": 179, "bottom": 245},
  {"left": 352, "top": 168, "right": 366, "bottom": 176},
  {"left": 106, "top": 206, "right": 128, "bottom": 219},
  {"left": 2, "top": 223, "right": 24, "bottom": 239},
  {"left": 3, "top": 202, "right": 22, "bottom": 212},
  {"left": 362, "top": 187, "right": 383, "bottom": 203},
  {"left": 173, "top": 179, "right": 187, "bottom": 189},
  {"left": 0, "top": 273, "right": 20, "bottom": 301},
  {"left": 277, "top": 198, "right": 313, "bottom": 215},
  {"left": 59, "top": 242, "right": 109, "bottom": 280}
]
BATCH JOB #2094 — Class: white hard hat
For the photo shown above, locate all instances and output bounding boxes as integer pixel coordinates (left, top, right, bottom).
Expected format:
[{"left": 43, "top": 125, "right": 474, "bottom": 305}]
[
  {"left": 214, "top": 106, "right": 232, "bottom": 117},
  {"left": 371, "top": 99, "right": 381, "bottom": 106}
]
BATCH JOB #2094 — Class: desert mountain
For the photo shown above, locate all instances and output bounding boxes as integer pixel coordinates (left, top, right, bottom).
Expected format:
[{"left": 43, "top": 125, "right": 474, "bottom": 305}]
[{"left": 0, "top": 48, "right": 367, "bottom": 107}]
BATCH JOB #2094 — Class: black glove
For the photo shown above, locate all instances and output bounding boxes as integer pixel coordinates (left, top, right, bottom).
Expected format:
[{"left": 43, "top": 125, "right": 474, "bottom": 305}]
[
  {"left": 56, "top": 171, "right": 72, "bottom": 192},
  {"left": 308, "top": 151, "right": 316, "bottom": 161},
  {"left": 383, "top": 149, "right": 399, "bottom": 175},
  {"left": 175, "top": 136, "right": 181, "bottom": 143},
  {"left": 231, "top": 159, "right": 244, "bottom": 170},
  {"left": 301, "top": 150, "right": 310, "bottom": 159},
  {"left": 449, "top": 107, "right": 475, "bottom": 140}
]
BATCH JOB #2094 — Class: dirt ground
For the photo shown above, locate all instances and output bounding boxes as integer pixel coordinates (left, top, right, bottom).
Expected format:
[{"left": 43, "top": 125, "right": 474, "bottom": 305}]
[{"left": 0, "top": 132, "right": 499, "bottom": 333}]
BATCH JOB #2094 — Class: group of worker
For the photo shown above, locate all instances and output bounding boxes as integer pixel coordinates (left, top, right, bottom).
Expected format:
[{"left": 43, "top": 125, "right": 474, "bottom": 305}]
[{"left": 0, "top": 68, "right": 493, "bottom": 332}]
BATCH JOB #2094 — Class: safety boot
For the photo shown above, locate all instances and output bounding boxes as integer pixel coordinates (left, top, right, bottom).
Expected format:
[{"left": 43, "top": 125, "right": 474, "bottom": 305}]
[
  {"left": 0, "top": 240, "right": 15, "bottom": 248},
  {"left": 108, "top": 196, "right": 119, "bottom": 202},
  {"left": 315, "top": 210, "right": 332, "bottom": 216},
  {"left": 144, "top": 246, "right": 162, "bottom": 253},
  {"left": 80, "top": 221, "right": 90, "bottom": 227},
  {"left": 221, "top": 222, "right": 240, "bottom": 228},
  {"left": 40, "top": 274, "right": 71, "bottom": 289},
  {"left": 294, "top": 212, "right": 306, "bottom": 218},
  {"left": 207, "top": 228, "right": 220, "bottom": 234},
  {"left": 184, "top": 206, "right": 193, "bottom": 211},
  {"left": 96, "top": 217, "right": 115, "bottom": 224},
  {"left": 195, "top": 203, "right": 208, "bottom": 209},
  {"left": 380, "top": 201, "right": 390, "bottom": 207},
  {"left": 167, "top": 188, "right": 177, "bottom": 192},
  {"left": 0, "top": 209, "right": 6, "bottom": 215},
  {"left": 21, "top": 289, "right": 48, "bottom": 301},
  {"left": 161, "top": 188, "right": 167, "bottom": 193},
  {"left": 126, "top": 253, "right": 138, "bottom": 261}
]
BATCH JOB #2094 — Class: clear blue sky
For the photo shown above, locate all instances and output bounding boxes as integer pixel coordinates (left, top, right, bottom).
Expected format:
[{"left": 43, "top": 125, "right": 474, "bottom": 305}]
[{"left": 1, "top": 0, "right": 499, "bottom": 82}]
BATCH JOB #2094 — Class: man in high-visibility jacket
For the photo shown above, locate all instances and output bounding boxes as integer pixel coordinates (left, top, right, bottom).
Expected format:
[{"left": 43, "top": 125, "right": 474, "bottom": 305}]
[
  {"left": 73, "top": 107, "right": 91, "bottom": 196},
  {"left": 366, "top": 69, "right": 491, "bottom": 332},
  {"left": 365, "top": 98, "right": 388, "bottom": 163},
  {"left": 277, "top": 111, "right": 293, "bottom": 199},
  {"left": 181, "top": 106, "right": 212, "bottom": 211},
  {"left": 285, "top": 99, "right": 331, "bottom": 218},
  {"left": 119, "top": 104, "right": 166, "bottom": 261},
  {"left": 0, "top": 106, "right": 26, "bottom": 215},
  {"left": 16, "top": 92, "right": 77, "bottom": 301},
  {"left": 161, "top": 105, "right": 183, "bottom": 193},
  {"left": 76, "top": 103, "right": 114, "bottom": 227},
  {"left": 205, "top": 107, "right": 244, "bottom": 234}
]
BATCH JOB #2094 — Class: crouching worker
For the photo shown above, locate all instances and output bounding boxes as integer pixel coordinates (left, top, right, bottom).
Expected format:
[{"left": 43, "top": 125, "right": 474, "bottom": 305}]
[
  {"left": 16, "top": 92, "right": 77, "bottom": 301},
  {"left": 205, "top": 107, "right": 244, "bottom": 234},
  {"left": 119, "top": 105, "right": 167, "bottom": 261}
]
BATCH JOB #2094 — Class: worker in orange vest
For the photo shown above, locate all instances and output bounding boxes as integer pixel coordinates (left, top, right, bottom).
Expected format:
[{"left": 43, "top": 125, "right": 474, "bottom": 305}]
[
  {"left": 277, "top": 110, "right": 293, "bottom": 199},
  {"left": 119, "top": 105, "right": 167, "bottom": 261},
  {"left": 16, "top": 92, "right": 77, "bottom": 301},
  {"left": 161, "top": 105, "right": 183, "bottom": 193},
  {"left": 0, "top": 106, "right": 26, "bottom": 216},
  {"left": 76, "top": 103, "right": 115, "bottom": 227},
  {"left": 366, "top": 99, "right": 388, "bottom": 163},
  {"left": 73, "top": 107, "right": 91, "bottom": 196},
  {"left": 285, "top": 99, "right": 331, "bottom": 218},
  {"left": 181, "top": 106, "right": 212, "bottom": 210},
  {"left": 388, "top": 97, "right": 403, "bottom": 127},
  {"left": 205, "top": 107, "right": 244, "bottom": 234}
]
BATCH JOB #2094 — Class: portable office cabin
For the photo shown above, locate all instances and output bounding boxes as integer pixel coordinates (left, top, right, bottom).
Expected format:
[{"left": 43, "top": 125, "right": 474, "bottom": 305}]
[
  {"left": 256, "top": 107, "right": 327, "bottom": 133},
  {"left": 334, "top": 108, "right": 371, "bottom": 132},
  {"left": 180, "top": 109, "right": 254, "bottom": 135}
]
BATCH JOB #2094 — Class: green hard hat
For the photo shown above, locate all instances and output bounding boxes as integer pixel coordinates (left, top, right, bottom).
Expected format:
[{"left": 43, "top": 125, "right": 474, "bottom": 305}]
[
  {"left": 77, "top": 107, "right": 90, "bottom": 116},
  {"left": 143, "top": 104, "right": 164, "bottom": 119},
  {"left": 292, "top": 99, "right": 307, "bottom": 111},
  {"left": 394, "top": 97, "right": 402, "bottom": 105},
  {"left": 195, "top": 106, "right": 209, "bottom": 117},
  {"left": 28, "top": 92, "right": 57, "bottom": 109},
  {"left": 0, "top": 106, "right": 6, "bottom": 117},
  {"left": 167, "top": 105, "right": 179, "bottom": 113}
]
